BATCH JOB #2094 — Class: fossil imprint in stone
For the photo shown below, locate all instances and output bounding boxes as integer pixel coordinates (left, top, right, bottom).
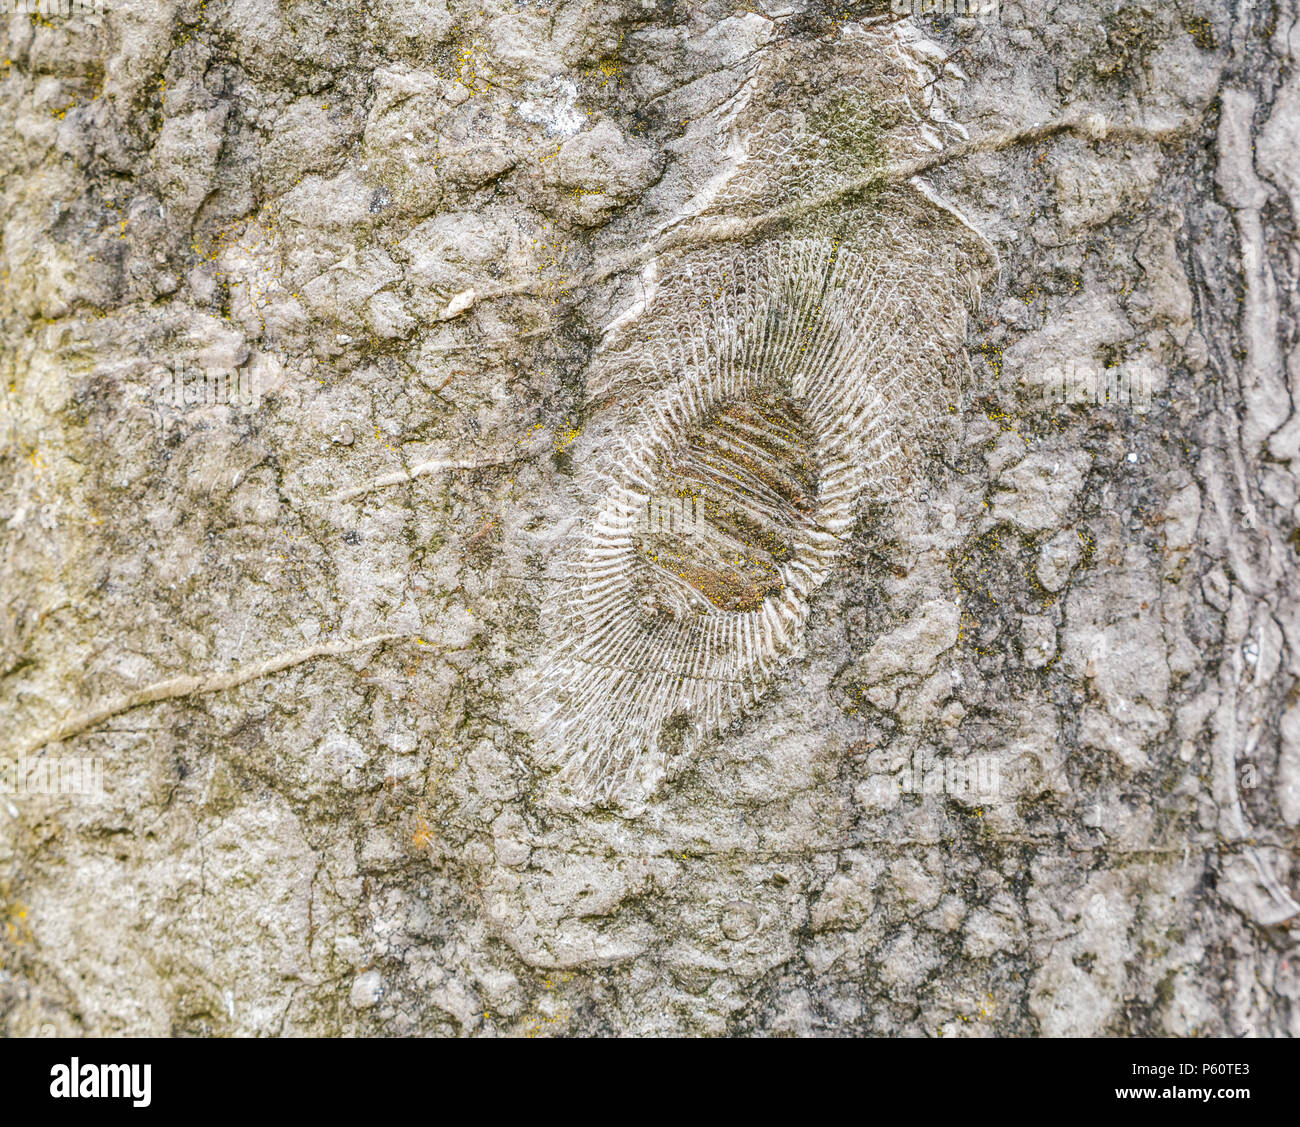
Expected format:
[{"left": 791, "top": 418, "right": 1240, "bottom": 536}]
[
  {"left": 523, "top": 24, "right": 995, "bottom": 806},
  {"left": 525, "top": 230, "right": 986, "bottom": 805}
]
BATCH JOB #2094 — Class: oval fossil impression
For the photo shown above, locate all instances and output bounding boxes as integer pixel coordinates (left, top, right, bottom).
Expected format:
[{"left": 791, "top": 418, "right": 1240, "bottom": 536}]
[{"left": 523, "top": 231, "right": 984, "bottom": 808}]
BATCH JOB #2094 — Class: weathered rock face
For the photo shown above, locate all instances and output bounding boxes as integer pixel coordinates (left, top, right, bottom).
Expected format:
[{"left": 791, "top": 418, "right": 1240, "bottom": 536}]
[{"left": 2, "top": 0, "right": 1299, "bottom": 1037}]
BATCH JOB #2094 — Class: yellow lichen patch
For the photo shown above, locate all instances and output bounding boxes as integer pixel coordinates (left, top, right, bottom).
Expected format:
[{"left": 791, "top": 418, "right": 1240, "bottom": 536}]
[
  {"left": 412, "top": 814, "right": 435, "bottom": 851},
  {"left": 521, "top": 971, "right": 574, "bottom": 1038}
]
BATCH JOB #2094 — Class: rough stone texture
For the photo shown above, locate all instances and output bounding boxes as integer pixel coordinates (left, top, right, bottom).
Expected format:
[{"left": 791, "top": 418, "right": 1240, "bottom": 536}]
[{"left": 2, "top": 0, "right": 1299, "bottom": 1037}]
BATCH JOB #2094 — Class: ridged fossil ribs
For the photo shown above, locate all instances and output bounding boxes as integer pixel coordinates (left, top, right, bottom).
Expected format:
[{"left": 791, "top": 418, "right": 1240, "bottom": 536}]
[{"left": 525, "top": 235, "right": 975, "bottom": 804}]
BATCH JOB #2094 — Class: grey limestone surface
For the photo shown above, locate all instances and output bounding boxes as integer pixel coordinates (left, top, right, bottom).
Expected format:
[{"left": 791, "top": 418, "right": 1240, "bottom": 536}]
[{"left": 1, "top": 0, "right": 1299, "bottom": 1036}]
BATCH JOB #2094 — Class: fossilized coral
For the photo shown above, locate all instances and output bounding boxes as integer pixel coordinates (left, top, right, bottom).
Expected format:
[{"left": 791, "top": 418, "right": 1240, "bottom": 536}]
[{"left": 522, "top": 19, "right": 995, "bottom": 807}]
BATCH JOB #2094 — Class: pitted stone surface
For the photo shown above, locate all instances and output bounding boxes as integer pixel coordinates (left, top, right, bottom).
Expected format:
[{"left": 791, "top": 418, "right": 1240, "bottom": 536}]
[{"left": 1, "top": 1, "right": 1299, "bottom": 1037}]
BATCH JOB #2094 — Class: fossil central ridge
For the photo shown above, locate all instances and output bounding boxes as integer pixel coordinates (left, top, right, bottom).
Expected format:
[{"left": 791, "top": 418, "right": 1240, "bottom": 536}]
[{"left": 635, "top": 387, "right": 818, "bottom": 614}]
